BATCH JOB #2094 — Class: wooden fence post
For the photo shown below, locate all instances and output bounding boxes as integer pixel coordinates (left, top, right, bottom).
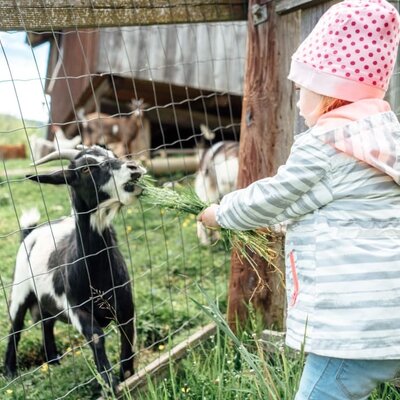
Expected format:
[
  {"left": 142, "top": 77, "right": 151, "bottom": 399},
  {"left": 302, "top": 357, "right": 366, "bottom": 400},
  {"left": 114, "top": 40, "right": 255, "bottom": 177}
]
[{"left": 227, "top": 0, "right": 300, "bottom": 331}]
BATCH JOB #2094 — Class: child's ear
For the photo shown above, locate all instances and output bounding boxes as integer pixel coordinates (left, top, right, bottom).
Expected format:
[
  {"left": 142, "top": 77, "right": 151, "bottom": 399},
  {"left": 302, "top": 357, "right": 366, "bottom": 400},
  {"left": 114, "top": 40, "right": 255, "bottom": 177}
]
[{"left": 26, "top": 169, "right": 76, "bottom": 185}]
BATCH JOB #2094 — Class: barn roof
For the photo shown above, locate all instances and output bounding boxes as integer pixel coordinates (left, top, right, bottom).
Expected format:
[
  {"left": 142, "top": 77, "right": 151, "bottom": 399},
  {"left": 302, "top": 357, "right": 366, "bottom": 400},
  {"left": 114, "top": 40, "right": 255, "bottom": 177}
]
[{"left": 97, "top": 22, "right": 247, "bottom": 95}]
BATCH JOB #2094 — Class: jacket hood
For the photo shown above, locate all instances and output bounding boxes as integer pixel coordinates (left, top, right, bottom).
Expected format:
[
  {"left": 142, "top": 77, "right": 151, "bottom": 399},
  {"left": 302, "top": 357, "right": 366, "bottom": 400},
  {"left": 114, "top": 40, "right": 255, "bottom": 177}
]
[{"left": 312, "top": 99, "right": 400, "bottom": 185}]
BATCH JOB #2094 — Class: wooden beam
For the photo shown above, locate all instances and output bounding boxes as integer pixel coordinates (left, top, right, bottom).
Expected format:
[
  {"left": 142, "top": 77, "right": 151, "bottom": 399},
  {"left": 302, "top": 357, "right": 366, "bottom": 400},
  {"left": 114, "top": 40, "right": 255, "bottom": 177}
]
[
  {"left": 143, "top": 155, "right": 200, "bottom": 175},
  {"left": 0, "top": 1, "right": 247, "bottom": 31},
  {"left": 227, "top": 0, "right": 299, "bottom": 331},
  {"left": 146, "top": 107, "right": 240, "bottom": 131},
  {"left": 276, "top": 0, "right": 330, "bottom": 14},
  {"left": 259, "top": 329, "right": 285, "bottom": 353},
  {"left": 97, "top": 323, "right": 217, "bottom": 399}
]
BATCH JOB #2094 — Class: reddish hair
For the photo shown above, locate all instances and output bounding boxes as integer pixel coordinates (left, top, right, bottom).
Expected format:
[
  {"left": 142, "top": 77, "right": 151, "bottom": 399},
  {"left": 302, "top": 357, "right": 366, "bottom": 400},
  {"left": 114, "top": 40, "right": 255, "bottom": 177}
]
[{"left": 320, "top": 96, "right": 351, "bottom": 115}]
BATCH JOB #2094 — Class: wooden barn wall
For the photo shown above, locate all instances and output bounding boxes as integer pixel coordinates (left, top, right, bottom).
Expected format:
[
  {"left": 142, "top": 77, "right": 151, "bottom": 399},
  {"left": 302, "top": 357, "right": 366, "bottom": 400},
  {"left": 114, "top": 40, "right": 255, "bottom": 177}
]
[
  {"left": 49, "top": 29, "right": 99, "bottom": 127},
  {"left": 96, "top": 22, "right": 247, "bottom": 96},
  {"left": 276, "top": 11, "right": 302, "bottom": 168}
]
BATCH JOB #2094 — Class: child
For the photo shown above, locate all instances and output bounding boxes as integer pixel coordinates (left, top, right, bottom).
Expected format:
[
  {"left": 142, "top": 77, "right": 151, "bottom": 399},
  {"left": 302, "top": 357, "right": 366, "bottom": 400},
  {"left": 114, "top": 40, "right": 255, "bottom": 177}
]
[{"left": 198, "top": 0, "right": 400, "bottom": 399}]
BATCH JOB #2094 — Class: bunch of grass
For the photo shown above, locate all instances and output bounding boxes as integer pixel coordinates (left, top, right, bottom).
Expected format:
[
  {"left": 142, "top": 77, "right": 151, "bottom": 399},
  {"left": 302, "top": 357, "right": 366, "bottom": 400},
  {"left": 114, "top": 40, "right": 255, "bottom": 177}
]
[{"left": 138, "top": 176, "right": 282, "bottom": 283}]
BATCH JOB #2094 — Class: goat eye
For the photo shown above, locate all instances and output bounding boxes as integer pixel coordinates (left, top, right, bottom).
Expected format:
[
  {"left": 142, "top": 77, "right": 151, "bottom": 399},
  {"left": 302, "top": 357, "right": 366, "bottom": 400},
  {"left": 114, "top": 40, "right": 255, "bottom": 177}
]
[{"left": 81, "top": 166, "right": 91, "bottom": 174}]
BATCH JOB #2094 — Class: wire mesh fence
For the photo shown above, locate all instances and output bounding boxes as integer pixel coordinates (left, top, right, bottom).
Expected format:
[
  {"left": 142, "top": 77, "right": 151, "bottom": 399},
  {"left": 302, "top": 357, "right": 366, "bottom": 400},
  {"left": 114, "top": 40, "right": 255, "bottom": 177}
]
[
  {"left": 1, "top": 1, "right": 400, "bottom": 399},
  {"left": 0, "top": 5, "right": 247, "bottom": 398}
]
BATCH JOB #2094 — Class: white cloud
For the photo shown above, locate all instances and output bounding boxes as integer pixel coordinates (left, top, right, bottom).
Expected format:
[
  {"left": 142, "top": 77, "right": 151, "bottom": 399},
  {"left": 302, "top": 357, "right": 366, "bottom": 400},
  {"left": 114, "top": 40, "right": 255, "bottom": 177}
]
[{"left": 0, "top": 32, "right": 50, "bottom": 122}]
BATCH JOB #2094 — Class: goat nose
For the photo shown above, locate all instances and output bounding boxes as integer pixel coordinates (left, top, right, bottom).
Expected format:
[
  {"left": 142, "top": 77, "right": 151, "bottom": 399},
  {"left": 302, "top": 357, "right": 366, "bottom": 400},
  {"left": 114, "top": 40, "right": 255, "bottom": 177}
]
[
  {"left": 130, "top": 172, "right": 142, "bottom": 181},
  {"left": 127, "top": 162, "right": 146, "bottom": 175}
]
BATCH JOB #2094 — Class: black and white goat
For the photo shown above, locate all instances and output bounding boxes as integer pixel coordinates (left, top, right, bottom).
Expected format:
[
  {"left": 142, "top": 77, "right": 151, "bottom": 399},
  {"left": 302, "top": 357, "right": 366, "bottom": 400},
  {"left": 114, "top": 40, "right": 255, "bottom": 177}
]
[
  {"left": 4, "top": 145, "right": 145, "bottom": 389},
  {"left": 194, "top": 140, "right": 239, "bottom": 245}
]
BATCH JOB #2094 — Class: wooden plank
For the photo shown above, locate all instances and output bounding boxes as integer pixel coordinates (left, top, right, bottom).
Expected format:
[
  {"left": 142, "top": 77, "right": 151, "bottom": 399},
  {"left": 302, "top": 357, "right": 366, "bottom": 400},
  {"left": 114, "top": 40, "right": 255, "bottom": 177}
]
[
  {"left": 153, "top": 148, "right": 197, "bottom": 156},
  {"left": 0, "top": 1, "right": 247, "bottom": 30},
  {"left": 259, "top": 329, "right": 285, "bottom": 353},
  {"left": 5, "top": 0, "right": 232, "bottom": 6},
  {"left": 47, "top": 29, "right": 100, "bottom": 138},
  {"left": 143, "top": 154, "right": 200, "bottom": 175},
  {"left": 276, "top": 0, "right": 330, "bottom": 14},
  {"left": 0, "top": 155, "right": 199, "bottom": 179},
  {"left": 97, "top": 323, "right": 217, "bottom": 399}
]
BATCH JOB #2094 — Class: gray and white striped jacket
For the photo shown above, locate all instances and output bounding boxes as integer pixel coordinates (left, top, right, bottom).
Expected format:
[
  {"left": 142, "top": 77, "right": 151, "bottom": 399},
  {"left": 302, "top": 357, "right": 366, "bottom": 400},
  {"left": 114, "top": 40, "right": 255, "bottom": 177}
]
[{"left": 216, "top": 105, "right": 400, "bottom": 359}]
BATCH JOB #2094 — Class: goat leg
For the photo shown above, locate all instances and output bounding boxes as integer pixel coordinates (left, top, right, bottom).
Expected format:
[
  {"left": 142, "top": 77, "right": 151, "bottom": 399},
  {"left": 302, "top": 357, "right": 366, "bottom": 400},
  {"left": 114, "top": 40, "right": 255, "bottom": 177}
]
[
  {"left": 4, "top": 293, "right": 35, "bottom": 377},
  {"left": 41, "top": 314, "right": 60, "bottom": 365},
  {"left": 76, "top": 309, "right": 118, "bottom": 390},
  {"left": 118, "top": 317, "right": 135, "bottom": 381}
]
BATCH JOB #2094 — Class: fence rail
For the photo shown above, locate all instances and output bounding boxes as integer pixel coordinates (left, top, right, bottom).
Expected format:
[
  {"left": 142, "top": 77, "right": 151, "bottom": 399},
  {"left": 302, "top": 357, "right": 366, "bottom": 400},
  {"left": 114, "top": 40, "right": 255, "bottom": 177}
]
[{"left": 0, "top": 0, "right": 247, "bottom": 30}]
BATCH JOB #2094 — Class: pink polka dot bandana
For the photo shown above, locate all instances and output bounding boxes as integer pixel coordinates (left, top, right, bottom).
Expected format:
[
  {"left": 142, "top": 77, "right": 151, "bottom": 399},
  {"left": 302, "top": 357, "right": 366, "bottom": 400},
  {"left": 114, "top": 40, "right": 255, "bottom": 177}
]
[{"left": 288, "top": 0, "right": 400, "bottom": 102}]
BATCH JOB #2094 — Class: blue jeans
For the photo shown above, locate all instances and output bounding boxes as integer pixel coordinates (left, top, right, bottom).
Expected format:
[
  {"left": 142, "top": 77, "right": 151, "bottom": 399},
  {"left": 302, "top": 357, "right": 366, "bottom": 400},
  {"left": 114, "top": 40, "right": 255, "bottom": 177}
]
[{"left": 295, "top": 353, "right": 400, "bottom": 400}]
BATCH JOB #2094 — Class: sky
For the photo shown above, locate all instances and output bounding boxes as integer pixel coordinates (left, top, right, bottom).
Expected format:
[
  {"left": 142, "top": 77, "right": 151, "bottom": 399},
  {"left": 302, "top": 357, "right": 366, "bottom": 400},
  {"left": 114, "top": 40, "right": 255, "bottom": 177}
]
[{"left": 0, "top": 31, "right": 50, "bottom": 122}]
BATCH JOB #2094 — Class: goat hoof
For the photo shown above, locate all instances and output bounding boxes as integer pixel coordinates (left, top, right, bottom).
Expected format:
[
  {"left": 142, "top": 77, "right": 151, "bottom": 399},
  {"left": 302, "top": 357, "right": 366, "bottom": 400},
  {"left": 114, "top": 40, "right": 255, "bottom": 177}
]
[
  {"left": 42, "top": 347, "right": 61, "bottom": 365},
  {"left": 100, "top": 378, "right": 120, "bottom": 398},
  {"left": 99, "top": 373, "right": 120, "bottom": 394},
  {"left": 47, "top": 355, "right": 60, "bottom": 365},
  {"left": 120, "top": 368, "right": 134, "bottom": 382},
  {"left": 112, "top": 376, "right": 120, "bottom": 393}
]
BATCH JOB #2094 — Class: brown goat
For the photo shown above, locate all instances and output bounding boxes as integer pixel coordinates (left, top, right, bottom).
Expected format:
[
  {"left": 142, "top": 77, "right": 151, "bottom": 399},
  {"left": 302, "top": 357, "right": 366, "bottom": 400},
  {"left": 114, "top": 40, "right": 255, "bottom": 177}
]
[
  {"left": 79, "top": 99, "right": 150, "bottom": 159},
  {"left": 0, "top": 144, "right": 26, "bottom": 160}
]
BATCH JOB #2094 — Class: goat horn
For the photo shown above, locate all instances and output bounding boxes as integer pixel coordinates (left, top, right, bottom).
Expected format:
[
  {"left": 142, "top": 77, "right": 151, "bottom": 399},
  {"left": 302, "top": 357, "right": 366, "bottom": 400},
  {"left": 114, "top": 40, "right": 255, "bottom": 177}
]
[{"left": 31, "top": 149, "right": 81, "bottom": 166}]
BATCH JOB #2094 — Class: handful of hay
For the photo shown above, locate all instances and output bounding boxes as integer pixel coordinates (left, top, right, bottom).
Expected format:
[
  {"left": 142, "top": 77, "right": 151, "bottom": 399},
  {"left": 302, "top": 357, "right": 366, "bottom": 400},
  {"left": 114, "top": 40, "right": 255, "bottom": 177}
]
[{"left": 138, "top": 176, "right": 281, "bottom": 277}]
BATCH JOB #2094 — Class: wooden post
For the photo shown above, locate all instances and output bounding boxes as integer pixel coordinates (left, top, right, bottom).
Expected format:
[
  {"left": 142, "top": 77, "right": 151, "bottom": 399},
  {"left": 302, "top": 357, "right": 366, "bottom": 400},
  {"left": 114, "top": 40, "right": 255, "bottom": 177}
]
[{"left": 227, "top": 1, "right": 300, "bottom": 330}]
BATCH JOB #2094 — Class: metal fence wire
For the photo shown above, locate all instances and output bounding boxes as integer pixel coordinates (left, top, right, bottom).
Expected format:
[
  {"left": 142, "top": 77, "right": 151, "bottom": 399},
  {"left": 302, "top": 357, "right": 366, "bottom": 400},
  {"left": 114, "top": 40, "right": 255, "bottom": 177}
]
[
  {"left": 0, "top": 1, "right": 399, "bottom": 399},
  {"left": 0, "top": 2, "right": 246, "bottom": 398}
]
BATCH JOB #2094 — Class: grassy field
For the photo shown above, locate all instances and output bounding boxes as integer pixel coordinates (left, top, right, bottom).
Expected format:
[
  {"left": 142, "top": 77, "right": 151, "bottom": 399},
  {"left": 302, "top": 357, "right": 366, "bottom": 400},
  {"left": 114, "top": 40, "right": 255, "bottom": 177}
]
[{"left": 0, "top": 114, "right": 45, "bottom": 146}]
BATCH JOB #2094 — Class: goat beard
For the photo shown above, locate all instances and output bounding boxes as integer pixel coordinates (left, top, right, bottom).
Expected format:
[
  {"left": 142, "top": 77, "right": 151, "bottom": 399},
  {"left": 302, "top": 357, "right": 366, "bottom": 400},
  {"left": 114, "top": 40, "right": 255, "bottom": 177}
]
[{"left": 90, "top": 199, "right": 122, "bottom": 233}]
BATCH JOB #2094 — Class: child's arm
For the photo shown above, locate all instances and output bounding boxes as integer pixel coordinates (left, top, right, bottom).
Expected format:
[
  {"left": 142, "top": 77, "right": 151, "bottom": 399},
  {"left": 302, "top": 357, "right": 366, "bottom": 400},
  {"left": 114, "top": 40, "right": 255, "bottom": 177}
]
[{"left": 215, "top": 134, "right": 333, "bottom": 231}]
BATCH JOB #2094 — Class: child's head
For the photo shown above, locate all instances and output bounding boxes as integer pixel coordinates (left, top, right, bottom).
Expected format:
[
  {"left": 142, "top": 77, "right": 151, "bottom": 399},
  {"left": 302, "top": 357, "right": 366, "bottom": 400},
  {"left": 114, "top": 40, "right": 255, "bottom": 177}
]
[
  {"left": 289, "top": 0, "right": 400, "bottom": 123},
  {"left": 296, "top": 86, "right": 351, "bottom": 127}
]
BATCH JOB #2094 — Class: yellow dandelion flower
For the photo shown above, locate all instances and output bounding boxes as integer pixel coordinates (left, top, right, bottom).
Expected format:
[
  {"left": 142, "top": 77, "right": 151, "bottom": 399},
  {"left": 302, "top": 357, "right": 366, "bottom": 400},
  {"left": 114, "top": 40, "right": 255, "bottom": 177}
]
[
  {"left": 74, "top": 350, "right": 81, "bottom": 356},
  {"left": 158, "top": 344, "right": 165, "bottom": 351},
  {"left": 40, "top": 363, "right": 49, "bottom": 373},
  {"left": 66, "top": 346, "right": 72, "bottom": 353},
  {"left": 6, "top": 389, "right": 13, "bottom": 395},
  {"left": 185, "top": 218, "right": 194, "bottom": 226},
  {"left": 127, "top": 208, "right": 133, "bottom": 215},
  {"left": 126, "top": 225, "right": 133, "bottom": 233}
]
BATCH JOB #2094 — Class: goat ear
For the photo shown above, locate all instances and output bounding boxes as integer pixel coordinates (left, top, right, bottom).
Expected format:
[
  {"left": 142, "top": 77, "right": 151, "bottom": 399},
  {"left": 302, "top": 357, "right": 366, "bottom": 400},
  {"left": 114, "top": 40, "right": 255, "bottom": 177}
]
[{"left": 26, "top": 169, "right": 76, "bottom": 185}]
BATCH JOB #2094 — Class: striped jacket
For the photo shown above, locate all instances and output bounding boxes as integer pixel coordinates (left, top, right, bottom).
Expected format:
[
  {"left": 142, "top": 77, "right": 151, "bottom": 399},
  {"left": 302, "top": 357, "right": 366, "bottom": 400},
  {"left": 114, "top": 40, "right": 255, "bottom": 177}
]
[{"left": 216, "top": 99, "right": 400, "bottom": 359}]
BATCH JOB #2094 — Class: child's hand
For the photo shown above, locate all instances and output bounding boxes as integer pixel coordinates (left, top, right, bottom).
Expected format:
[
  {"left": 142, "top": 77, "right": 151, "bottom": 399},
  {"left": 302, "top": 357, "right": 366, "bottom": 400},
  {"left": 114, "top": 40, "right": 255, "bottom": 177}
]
[{"left": 198, "top": 204, "right": 220, "bottom": 229}]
